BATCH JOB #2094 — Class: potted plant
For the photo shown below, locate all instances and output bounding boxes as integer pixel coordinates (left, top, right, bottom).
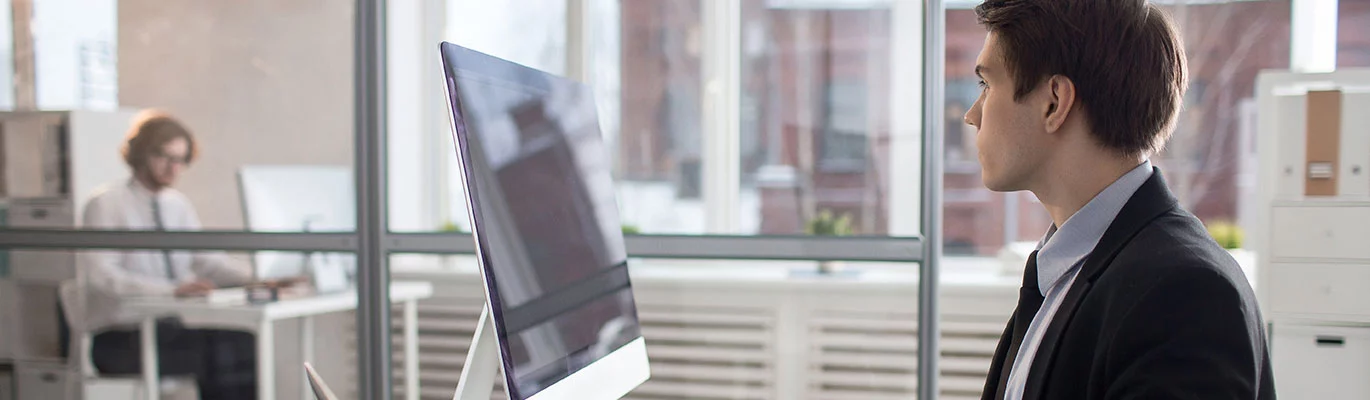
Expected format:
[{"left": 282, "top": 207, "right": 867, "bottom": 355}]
[
  {"left": 1206, "top": 220, "right": 1244, "bottom": 250},
  {"left": 806, "top": 209, "right": 853, "bottom": 274},
  {"left": 1206, "top": 220, "right": 1255, "bottom": 283}
]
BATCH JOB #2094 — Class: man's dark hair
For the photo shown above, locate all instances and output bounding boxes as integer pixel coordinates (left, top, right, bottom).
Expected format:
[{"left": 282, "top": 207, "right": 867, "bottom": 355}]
[{"left": 975, "top": 0, "right": 1188, "bottom": 157}]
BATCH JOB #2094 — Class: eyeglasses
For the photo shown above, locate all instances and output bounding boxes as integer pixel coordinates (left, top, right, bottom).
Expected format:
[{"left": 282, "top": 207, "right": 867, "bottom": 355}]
[{"left": 150, "top": 151, "right": 191, "bottom": 166}]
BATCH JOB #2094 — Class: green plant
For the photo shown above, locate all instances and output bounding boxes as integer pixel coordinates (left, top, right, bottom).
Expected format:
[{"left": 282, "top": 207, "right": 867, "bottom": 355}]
[
  {"left": 806, "top": 209, "right": 853, "bottom": 236},
  {"left": 621, "top": 224, "right": 641, "bottom": 235},
  {"left": 1206, "top": 221, "right": 1244, "bottom": 250}
]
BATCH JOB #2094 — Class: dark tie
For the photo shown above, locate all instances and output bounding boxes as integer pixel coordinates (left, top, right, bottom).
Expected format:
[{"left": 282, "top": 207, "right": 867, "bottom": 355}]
[
  {"left": 151, "top": 198, "right": 176, "bottom": 281},
  {"left": 995, "top": 250, "right": 1045, "bottom": 400}
]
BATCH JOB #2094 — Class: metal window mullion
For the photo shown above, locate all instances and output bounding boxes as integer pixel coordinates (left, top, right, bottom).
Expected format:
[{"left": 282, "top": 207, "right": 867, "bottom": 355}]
[
  {"left": 919, "top": 0, "right": 946, "bottom": 398},
  {"left": 566, "top": 0, "right": 591, "bottom": 84},
  {"left": 355, "top": 0, "right": 391, "bottom": 398},
  {"left": 0, "top": 230, "right": 355, "bottom": 252},
  {"left": 889, "top": 0, "right": 924, "bottom": 237},
  {"left": 701, "top": 0, "right": 742, "bottom": 234},
  {"left": 386, "top": 233, "right": 922, "bottom": 262},
  {"left": 1289, "top": 0, "right": 1338, "bottom": 73}
]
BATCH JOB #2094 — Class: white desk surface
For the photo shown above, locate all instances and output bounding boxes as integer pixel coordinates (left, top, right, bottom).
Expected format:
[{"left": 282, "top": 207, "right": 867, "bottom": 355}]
[
  {"left": 124, "top": 281, "right": 434, "bottom": 331},
  {"left": 125, "top": 281, "right": 434, "bottom": 400}
]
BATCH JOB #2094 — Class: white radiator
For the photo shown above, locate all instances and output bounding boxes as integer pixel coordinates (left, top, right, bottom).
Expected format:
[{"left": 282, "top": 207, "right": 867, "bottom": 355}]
[{"left": 382, "top": 264, "right": 1017, "bottom": 400}]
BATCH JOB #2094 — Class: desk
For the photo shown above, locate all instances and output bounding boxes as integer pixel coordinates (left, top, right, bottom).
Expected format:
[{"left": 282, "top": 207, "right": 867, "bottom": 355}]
[{"left": 126, "top": 281, "right": 434, "bottom": 400}]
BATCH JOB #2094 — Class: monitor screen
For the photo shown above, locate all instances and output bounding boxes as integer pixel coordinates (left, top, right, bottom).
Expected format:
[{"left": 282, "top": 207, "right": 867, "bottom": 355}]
[
  {"left": 238, "top": 165, "right": 356, "bottom": 280},
  {"left": 441, "top": 44, "right": 643, "bottom": 399}
]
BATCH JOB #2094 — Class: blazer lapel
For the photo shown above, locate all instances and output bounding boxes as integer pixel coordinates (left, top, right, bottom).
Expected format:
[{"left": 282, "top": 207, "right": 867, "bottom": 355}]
[
  {"left": 981, "top": 315, "right": 1017, "bottom": 400},
  {"left": 1020, "top": 168, "right": 1180, "bottom": 400}
]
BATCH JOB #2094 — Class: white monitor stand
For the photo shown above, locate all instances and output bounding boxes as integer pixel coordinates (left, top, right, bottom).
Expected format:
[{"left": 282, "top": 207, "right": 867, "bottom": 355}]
[{"left": 452, "top": 306, "right": 501, "bottom": 400}]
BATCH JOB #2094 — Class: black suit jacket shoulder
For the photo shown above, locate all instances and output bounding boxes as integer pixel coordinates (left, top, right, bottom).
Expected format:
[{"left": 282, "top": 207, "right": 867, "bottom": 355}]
[{"left": 981, "top": 169, "right": 1276, "bottom": 400}]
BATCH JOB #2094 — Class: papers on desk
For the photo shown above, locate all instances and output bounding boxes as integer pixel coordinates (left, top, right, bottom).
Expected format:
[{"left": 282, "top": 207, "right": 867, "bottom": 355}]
[
  {"left": 205, "top": 287, "right": 247, "bottom": 304},
  {"left": 201, "top": 286, "right": 314, "bottom": 305}
]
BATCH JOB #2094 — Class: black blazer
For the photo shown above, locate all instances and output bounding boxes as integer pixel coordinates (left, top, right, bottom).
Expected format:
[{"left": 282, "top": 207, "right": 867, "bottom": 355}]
[{"left": 981, "top": 169, "right": 1275, "bottom": 400}]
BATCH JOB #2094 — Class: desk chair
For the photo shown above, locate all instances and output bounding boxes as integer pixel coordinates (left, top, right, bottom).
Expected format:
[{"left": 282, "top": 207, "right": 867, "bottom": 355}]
[{"left": 58, "top": 281, "right": 198, "bottom": 400}]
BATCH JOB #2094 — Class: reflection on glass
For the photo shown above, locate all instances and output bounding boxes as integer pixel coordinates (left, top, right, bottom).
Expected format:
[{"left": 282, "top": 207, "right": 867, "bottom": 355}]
[
  {"left": 739, "top": 3, "right": 892, "bottom": 235},
  {"left": 446, "top": 45, "right": 640, "bottom": 397}
]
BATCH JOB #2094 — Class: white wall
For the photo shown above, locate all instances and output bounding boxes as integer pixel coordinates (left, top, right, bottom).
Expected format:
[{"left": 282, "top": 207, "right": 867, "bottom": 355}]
[{"left": 118, "top": 0, "right": 354, "bottom": 230}]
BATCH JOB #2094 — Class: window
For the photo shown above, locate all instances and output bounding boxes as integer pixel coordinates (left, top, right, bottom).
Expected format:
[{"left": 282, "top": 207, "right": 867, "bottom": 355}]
[
  {"left": 615, "top": 0, "right": 706, "bottom": 234},
  {"left": 741, "top": 4, "right": 895, "bottom": 235},
  {"left": 819, "top": 80, "right": 869, "bottom": 172},
  {"left": 1155, "top": 0, "right": 1289, "bottom": 227},
  {"left": 1340, "top": 0, "right": 1370, "bottom": 67},
  {"left": 410, "top": 1, "right": 919, "bottom": 237}
]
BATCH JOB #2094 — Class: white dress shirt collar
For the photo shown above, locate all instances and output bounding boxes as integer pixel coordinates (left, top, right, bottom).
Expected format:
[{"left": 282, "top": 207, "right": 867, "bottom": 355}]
[{"left": 1033, "top": 160, "right": 1154, "bottom": 294}]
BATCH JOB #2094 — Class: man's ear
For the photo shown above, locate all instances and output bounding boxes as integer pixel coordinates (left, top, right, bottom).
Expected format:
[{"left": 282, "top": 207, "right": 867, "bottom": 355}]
[{"left": 1043, "top": 75, "right": 1076, "bottom": 133}]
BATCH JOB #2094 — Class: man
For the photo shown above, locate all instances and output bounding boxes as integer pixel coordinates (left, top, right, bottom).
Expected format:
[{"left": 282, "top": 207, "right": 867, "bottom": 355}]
[
  {"left": 76, "top": 110, "right": 259, "bottom": 400},
  {"left": 963, "top": 1, "right": 1274, "bottom": 399}
]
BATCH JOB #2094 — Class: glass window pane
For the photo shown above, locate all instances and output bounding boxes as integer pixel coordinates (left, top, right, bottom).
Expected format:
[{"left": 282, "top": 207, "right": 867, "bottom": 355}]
[
  {"left": 0, "top": 0, "right": 14, "bottom": 110},
  {"left": 33, "top": 0, "right": 115, "bottom": 110},
  {"left": 613, "top": 0, "right": 706, "bottom": 235},
  {"left": 1156, "top": 0, "right": 1288, "bottom": 235},
  {"left": 944, "top": 7, "right": 1002, "bottom": 256},
  {"left": 6, "top": 2, "right": 356, "bottom": 232},
  {"left": 1340, "top": 0, "right": 1370, "bottom": 67},
  {"left": 409, "top": 0, "right": 570, "bottom": 234},
  {"left": 741, "top": 2, "right": 893, "bottom": 236}
]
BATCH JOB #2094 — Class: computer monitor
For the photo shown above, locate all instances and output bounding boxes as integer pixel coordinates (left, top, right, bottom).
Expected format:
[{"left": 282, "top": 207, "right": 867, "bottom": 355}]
[
  {"left": 237, "top": 165, "right": 355, "bottom": 286},
  {"left": 440, "top": 42, "right": 650, "bottom": 400}
]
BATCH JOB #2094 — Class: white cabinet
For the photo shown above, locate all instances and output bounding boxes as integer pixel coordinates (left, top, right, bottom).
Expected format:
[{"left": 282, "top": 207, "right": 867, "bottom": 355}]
[
  {"left": 1268, "top": 263, "right": 1370, "bottom": 319},
  {"left": 6, "top": 199, "right": 76, "bottom": 284},
  {"left": 1268, "top": 88, "right": 1370, "bottom": 199},
  {"left": 1257, "top": 69, "right": 1370, "bottom": 400},
  {"left": 0, "top": 110, "right": 140, "bottom": 400},
  {"left": 1272, "top": 91, "right": 1309, "bottom": 199},
  {"left": 1269, "top": 205, "right": 1370, "bottom": 261},
  {"left": 9, "top": 284, "right": 62, "bottom": 361},
  {"left": 1341, "top": 91, "right": 1370, "bottom": 197},
  {"left": 15, "top": 362, "right": 68, "bottom": 400},
  {"left": 1272, "top": 325, "right": 1370, "bottom": 399}
]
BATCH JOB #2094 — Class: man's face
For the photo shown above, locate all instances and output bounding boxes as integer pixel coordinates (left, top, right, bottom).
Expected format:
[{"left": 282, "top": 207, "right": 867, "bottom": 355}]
[
  {"left": 143, "top": 137, "right": 190, "bottom": 189},
  {"left": 964, "top": 32, "right": 1051, "bottom": 192}
]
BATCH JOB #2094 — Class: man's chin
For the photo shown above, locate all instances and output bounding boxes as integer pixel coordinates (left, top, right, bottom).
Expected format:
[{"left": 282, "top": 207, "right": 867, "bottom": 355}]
[{"left": 981, "top": 176, "right": 1022, "bottom": 193}]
